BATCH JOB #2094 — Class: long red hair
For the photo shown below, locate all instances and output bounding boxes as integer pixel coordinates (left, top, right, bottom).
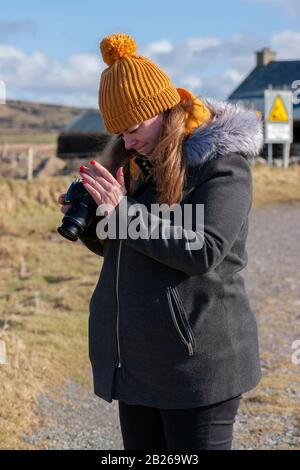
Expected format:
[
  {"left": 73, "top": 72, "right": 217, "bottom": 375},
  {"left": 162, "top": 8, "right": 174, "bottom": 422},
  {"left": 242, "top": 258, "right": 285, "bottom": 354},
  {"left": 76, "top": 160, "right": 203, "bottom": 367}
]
[{"left": 101, "top": 96, "right": 210, "bottom": 205}]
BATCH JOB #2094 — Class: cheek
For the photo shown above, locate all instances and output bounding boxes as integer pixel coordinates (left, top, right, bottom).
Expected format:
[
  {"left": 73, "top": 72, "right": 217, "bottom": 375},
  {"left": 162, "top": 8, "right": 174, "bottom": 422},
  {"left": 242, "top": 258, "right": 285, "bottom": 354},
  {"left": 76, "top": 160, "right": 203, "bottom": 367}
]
[
  {"left": 145, "top": 129, "right": 156, "bottom": 143},
  {"left": 152, "top": 128, "right": 161, "bottom": 144}
]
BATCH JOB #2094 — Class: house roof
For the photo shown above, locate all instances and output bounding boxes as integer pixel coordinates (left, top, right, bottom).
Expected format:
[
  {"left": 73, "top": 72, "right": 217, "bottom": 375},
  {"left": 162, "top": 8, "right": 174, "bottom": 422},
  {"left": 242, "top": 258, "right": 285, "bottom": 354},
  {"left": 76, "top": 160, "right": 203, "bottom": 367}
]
[
  {"left": 64, "top": 109, "right": 106, "bottom": 133},
  {"left": 228, "top": 60, "right": 300, "bottom": 101}
]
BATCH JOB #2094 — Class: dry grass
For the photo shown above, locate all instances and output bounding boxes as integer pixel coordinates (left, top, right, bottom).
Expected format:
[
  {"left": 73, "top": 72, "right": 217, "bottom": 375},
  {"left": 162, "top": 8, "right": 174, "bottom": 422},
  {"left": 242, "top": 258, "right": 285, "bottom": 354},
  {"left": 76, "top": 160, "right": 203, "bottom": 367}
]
[
  {"left": 0, "top": 134, "right": 58, "bottom": 144},
  {"left": 0, "top": 166, "right": 299, "bottom": 449},
  {"left": 0, "top": 176, "right": 102, "bottom": 449},
  {"left": 252, "top": 162, "right": 300, "bottom": 209}
]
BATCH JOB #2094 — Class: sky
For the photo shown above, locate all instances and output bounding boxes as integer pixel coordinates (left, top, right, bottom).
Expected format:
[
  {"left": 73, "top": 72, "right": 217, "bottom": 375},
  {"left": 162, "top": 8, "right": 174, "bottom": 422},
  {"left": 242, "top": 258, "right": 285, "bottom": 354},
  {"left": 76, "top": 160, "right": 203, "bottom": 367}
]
[{"left": 0, "top": 0, "right": 299, "bottom": 108}]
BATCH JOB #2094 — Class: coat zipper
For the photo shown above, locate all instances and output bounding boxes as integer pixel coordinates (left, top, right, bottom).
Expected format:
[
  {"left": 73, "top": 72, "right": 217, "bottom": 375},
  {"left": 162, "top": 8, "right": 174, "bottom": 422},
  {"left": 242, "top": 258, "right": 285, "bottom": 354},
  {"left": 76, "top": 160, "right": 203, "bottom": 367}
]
[
  {"left": 115, "top": 240, "right": 122, "bottom": 368},
  {"left": 172, "top": 288, "right": 196, "bottom": 354},
  {"left": 166, "top": 287, "right": 195, "bottom": 356}
]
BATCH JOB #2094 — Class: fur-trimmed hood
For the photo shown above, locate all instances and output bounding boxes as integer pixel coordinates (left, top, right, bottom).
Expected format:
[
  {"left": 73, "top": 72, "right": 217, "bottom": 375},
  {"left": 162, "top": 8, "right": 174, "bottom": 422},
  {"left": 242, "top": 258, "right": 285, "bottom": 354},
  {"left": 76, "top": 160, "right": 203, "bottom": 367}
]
[{"left": 184, "top": 98, "right": 264, "bottom": 168}]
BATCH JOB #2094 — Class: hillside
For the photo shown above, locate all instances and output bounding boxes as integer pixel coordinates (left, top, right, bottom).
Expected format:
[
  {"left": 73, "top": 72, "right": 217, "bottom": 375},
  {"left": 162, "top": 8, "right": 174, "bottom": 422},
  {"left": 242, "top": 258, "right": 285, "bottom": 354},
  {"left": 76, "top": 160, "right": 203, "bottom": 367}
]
[{"left": 0, "top": 99, "right": 90, "bottom": 135}]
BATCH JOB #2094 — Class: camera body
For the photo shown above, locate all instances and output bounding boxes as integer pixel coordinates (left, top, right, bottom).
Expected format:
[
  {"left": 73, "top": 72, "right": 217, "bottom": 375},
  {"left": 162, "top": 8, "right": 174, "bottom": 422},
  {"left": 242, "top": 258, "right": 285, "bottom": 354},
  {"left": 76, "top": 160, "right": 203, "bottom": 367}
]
[{"left": 57, "top": 178, "right": 98, "bottom": 241}]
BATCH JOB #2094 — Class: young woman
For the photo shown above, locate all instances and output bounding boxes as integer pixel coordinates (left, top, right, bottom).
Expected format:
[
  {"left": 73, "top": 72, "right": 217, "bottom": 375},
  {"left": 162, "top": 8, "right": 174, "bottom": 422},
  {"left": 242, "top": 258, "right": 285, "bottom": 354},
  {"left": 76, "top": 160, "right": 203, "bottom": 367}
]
[{"left": 58, "top": 33, "right": 263, "bottom": 450}]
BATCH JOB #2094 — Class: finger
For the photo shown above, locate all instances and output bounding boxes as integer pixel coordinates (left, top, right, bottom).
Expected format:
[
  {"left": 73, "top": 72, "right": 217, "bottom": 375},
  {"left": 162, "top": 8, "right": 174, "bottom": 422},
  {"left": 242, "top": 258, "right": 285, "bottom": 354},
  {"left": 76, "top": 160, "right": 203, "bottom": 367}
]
[
  {"left": 90, "top": 160, "right": 116, "bottom": 185},
  {"left": 60, "top": 204, "right": 71, "bottom": 214},
  {"left": 79, "top": 165, "right": 92, "bottom": 178},
  {"left": 58, "top": 193, "right": 72, "bottom": 206},
  {"left": 81, "top": 173, "right": 106, "bottom": 193},
  {"left": 58, "top": 193, "right": 66, "bottom": 204},
  {"left": 82, "top": 180, "right": 102, "bottom": 206},
  {"left": 80, "top": 169, "right": 111, "bottom": 191},
  {"left": 79, "top": 165, "right": 90, "bottom": 172}
]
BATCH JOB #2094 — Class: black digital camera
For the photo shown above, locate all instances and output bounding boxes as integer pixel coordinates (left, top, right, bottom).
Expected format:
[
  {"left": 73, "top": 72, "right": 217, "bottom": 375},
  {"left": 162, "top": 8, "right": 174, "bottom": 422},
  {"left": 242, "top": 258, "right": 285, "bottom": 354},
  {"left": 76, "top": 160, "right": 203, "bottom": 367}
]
[{"left": 57, "top": 178, "right": 98, "bottom": 241}]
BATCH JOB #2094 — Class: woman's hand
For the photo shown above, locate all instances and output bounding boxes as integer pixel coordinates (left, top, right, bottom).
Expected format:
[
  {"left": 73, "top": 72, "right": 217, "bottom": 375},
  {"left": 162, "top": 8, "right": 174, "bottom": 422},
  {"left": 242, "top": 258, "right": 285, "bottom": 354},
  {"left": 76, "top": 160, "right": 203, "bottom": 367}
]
[
  {"left": 57, "top": 193, "right": 72, "bottom": 215},
  {"left": 79, "top": 160, "right": 127, "bottom": 216}
]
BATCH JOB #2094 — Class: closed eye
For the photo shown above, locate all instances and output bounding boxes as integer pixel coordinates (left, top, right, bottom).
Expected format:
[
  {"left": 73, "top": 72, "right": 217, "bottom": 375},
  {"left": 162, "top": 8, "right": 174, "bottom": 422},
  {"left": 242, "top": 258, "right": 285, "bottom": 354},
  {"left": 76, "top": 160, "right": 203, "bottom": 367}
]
[
  {"left": 128, "top": 127, "right": 139, "bottom": 134},
  {"left": 117, "top": 125, "right": 140, "bottom": 138}
]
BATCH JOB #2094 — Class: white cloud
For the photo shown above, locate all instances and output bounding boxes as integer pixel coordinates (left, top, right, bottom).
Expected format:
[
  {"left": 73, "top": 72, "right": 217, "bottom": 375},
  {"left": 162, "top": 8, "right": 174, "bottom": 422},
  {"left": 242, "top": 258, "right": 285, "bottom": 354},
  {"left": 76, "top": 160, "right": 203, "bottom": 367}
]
[
  {"left": 181, "top": 76, "right": 203, "bottom": 89},
  {"left": 141, "top": 33, "right": 262, "bottom": 99},
  {"left": 271, "top": 31, "right": 300, "bottom": 59},
  {"left": 0, "top": 44, "right": 25, "bottom": 61},
  {"left": 1, "top": 29, "right": 298, "bottom": 107},
  {"left": 0, "top": 35, "right": 257, "bottom": 104},
  {"left": 186, "top": 37, "right": 221, "bottom": 53},
  {"left": 143, "top": 39, "right": 174, "bottom": 55},
  {"left": 0, "top": 44, "right": 103, "bottom": 106},
  {"left": 225, "top": 68, "right": 245, "bottom": 83}
]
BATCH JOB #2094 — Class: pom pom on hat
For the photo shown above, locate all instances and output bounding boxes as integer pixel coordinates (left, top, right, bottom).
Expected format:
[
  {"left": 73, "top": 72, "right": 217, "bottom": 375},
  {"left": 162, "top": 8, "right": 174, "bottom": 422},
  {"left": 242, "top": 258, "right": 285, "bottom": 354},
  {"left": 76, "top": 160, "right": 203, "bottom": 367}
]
[{"left": 100, "top": 33, "right": 137, "bottom": 66}]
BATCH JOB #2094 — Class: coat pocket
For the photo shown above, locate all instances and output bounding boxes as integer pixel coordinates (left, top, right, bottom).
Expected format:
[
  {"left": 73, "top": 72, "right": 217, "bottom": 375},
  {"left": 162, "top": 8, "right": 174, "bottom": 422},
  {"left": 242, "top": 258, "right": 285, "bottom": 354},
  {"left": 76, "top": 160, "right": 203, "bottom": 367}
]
[{"left": 166, "top": 286, "right": 196, "bottom": 356}]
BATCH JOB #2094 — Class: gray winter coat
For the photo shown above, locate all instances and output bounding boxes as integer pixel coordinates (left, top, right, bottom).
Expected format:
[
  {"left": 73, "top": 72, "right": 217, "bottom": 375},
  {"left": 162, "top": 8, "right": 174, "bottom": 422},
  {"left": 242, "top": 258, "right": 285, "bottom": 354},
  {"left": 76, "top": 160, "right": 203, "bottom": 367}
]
[{"left": 78, "top": 98, "right": 263, "bottom": 409}]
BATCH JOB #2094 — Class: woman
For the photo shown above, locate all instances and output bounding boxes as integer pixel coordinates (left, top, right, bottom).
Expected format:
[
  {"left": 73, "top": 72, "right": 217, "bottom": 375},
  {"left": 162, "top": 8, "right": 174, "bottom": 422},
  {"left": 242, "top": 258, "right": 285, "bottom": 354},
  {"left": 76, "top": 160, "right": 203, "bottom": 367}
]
[{"left": 58, "top": 33, "right": 263, "bottom": 450}]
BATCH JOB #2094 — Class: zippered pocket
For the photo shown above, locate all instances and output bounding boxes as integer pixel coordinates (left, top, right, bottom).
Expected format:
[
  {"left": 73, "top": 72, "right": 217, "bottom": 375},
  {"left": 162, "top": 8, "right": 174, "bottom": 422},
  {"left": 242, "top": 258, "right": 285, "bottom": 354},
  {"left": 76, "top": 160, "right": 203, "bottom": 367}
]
[{"left": 166, "top": 286, "right": 196, "bottom": 356}]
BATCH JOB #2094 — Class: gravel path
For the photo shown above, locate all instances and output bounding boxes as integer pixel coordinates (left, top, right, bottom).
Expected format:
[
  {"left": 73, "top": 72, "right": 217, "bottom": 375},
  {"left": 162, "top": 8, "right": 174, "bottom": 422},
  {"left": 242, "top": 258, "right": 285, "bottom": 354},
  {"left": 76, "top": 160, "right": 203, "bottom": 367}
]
[{"left": 23, "top": 200, "right": 300, "bottom": 450}]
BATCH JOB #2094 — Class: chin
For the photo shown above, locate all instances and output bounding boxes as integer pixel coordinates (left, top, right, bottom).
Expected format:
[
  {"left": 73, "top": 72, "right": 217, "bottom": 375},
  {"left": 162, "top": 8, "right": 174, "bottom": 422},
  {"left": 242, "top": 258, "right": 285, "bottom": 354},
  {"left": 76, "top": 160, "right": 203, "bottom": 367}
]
[{"left": 138, "top": 146, "right": 147, "bottom": 155}]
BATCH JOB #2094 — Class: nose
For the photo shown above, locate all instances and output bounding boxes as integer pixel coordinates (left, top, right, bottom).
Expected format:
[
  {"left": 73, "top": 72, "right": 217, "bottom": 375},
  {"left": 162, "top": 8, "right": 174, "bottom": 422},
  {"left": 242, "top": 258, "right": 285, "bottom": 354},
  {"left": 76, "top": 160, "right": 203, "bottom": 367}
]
[{"left": 123, "top": 135, "right": 138, "bottom": 150}]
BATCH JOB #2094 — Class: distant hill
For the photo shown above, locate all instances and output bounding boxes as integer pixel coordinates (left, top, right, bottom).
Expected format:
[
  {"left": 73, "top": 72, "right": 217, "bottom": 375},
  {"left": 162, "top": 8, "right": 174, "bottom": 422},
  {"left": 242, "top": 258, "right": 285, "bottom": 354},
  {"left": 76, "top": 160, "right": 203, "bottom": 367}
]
[{"left": 0, "top": 99, "right": 92, "bottom": 134}]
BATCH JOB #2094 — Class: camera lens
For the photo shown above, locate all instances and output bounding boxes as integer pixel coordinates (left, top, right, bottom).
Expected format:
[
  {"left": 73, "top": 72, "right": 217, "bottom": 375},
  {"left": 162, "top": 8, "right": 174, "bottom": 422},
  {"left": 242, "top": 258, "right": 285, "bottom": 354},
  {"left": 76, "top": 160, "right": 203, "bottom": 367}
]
[{"left": 57, "top": 216, "right": 83, "bottom": 241}]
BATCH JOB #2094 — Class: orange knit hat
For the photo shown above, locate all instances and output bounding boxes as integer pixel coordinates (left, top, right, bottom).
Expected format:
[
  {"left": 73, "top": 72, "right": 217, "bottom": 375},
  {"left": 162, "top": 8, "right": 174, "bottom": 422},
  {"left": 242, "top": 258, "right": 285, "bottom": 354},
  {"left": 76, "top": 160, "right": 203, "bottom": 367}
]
[{"left": 99, "top": 33, "right": 181, "bottom": 134}]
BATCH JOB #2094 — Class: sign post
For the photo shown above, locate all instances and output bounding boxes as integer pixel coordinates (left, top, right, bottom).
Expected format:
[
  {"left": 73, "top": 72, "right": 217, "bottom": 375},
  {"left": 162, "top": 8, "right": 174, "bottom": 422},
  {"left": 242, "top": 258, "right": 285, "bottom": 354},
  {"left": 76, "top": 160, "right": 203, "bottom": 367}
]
[{"left": 264, "top": 90, "right": 293, "bottom": 168}]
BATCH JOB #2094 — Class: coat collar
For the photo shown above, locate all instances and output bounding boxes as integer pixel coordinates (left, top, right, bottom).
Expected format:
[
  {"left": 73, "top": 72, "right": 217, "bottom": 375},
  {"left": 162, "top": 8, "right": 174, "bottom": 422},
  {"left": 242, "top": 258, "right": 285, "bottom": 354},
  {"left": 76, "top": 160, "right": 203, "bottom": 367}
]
[{"left": 184, "top": 97, "right": 264, "bottom": 168}]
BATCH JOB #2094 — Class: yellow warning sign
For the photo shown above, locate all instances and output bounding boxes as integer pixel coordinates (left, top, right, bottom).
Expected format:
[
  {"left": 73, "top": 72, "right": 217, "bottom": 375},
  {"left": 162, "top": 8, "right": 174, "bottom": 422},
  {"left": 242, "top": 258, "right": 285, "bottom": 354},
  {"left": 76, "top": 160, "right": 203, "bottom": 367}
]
[{"left": 268, "top": 95, "right": 289, "bottom": 122}]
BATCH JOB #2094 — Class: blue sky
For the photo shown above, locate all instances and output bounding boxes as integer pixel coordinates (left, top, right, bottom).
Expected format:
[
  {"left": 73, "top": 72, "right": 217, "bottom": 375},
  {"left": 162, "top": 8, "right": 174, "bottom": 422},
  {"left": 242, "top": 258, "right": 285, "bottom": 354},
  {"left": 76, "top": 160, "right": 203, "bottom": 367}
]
[{"left": 0, "top": 0, "right": 299, "bottom": 107}]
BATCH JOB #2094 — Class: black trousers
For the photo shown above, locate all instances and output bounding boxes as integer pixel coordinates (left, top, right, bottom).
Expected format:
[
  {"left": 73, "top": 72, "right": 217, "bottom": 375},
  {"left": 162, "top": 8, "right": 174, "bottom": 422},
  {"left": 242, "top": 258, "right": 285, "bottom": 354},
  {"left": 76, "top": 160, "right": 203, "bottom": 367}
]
[{"left": 118, "top": 394, "right": 242, "bottom": 450}]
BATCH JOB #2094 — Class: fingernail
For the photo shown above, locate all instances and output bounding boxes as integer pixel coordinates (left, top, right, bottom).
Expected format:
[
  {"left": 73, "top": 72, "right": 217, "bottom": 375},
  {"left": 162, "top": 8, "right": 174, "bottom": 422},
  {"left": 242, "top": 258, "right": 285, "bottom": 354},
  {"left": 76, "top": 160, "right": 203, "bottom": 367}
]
[
  {"left": 80, "top": 165, "right": 88, "bottom": 171},
  {"left": 90, "top": 160, "right": 96, "bottom": 165},
  {"left": 82, "top": 180, "right": 87, "bottom": 184}
]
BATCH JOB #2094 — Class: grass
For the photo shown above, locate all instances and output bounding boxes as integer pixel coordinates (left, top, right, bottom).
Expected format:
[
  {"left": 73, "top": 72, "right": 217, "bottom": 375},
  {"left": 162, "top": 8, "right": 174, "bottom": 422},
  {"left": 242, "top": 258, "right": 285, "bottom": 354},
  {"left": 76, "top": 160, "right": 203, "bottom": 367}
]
[
  {"left": 0, "top": 164, "right": 299, "bottom": 449},
  {"left": 0, "top": 134, "right": 58, "bottom": 144},
  {"left": 252, "top": 162, "right": 300, "bottom": 209},
  {"left": 0, "top": 176, "right": 103, "bottom": 449}
]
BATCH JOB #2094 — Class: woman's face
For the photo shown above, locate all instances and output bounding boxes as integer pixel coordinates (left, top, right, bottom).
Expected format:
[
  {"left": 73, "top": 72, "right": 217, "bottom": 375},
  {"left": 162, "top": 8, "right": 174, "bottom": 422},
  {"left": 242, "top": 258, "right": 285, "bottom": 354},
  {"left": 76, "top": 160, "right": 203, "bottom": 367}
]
[{"left": 119, "top": 113, "right": 164, "bottom": 155}]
